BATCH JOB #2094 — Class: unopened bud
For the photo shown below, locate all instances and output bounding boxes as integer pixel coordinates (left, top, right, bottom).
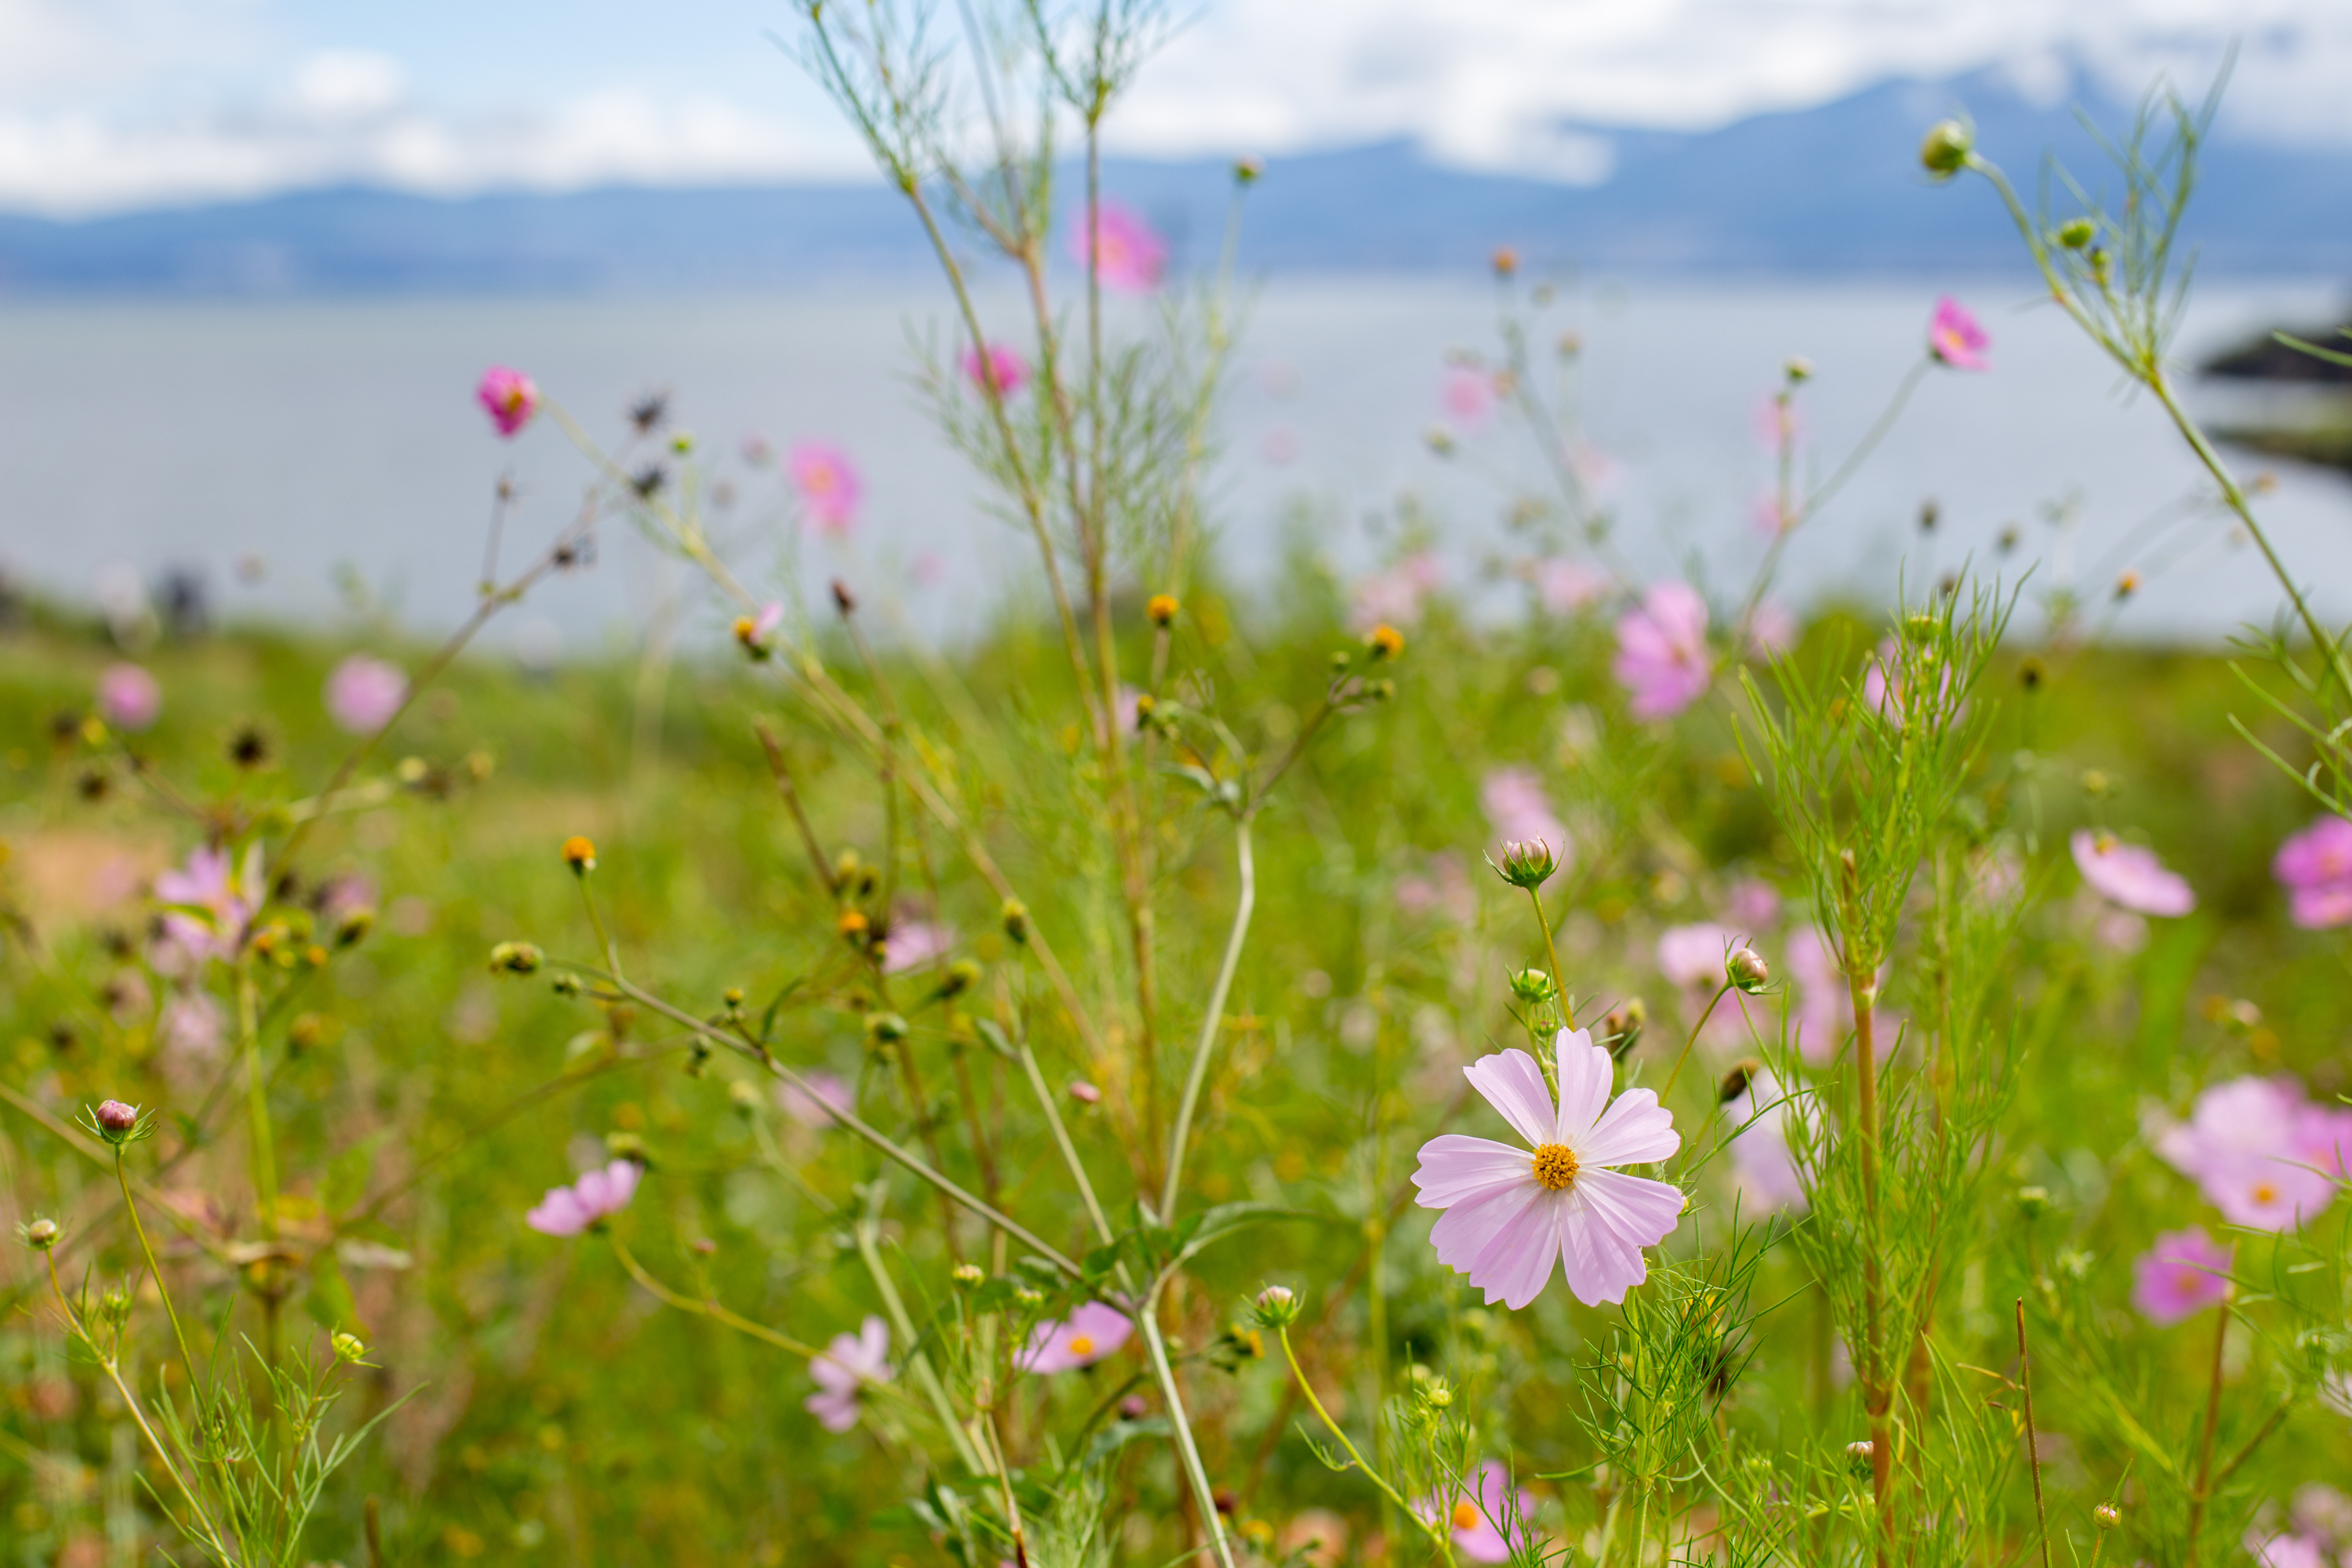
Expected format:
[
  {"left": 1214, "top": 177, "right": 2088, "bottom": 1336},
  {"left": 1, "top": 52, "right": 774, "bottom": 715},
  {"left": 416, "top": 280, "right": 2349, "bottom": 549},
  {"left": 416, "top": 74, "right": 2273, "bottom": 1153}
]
[
  {"left": 95, "top": 1099, "right": 140, "bottom": 1134},
  {"left": 1252, "top": 1284, "right": 1301, "bottom": 1328},
  {"left": 829, "top": 579, "right": 858, "bottom": 615},
  {"left": 728, "top": 1079, "right": 762, "bottom": 1113},
  {"left": 2056, "top": 218, "right": 2096, "bottom": 251},
  {"left": 1489, "top": 837, "right": 1558, "bottom": 889},
  {"left": 1233, "top": 158, "right": 1263, "bottom": 186},
  {"left": 938, "top": 959, "right": 982, "bottom": 1000},
  {"left": 1920, "top": 119, "right": 1972, "bottom": 178},
  {"left": 1726, "top": 946, "right": 1771, "bottom": 994},
  {"left": 1602, "top": 997, "right": 1646, "bottom": 1058},
  {"left": 23, "top": 1218, "right": 59, "bottom": 1250},
  {"left": 2093, "top": 1503, "right": 2120, "bottom": 1530},
  {"left": 1846, "top": 1439, "right": 1875, "bottom": 1475},
  {"left": 1068, "top": 1080, "right": 1102, "bottom": 1105},
  {"left": 489, "top": 941, "right": 543, "bottom": 975},
  {"left": 336, "top": 908, "right": 376, "bottom": 947},
  {"left": 1719, "top": 1058, "right": 1761, "bottom": 1104},
  {"left": 2016, "top": 1185, "right": 2051, "bottom": 1221},
  {"left": 1508, "top": 967, "right": 1557, "bottom": 1007},
  {"left": 331, "top": 1332, "right": 368, "bottom": 1363},
  {"left": 1784, "top": 357, "right": 1813, "bottom": 384},
  {"left": 1000, "top": 898, "right": 1029, "bottom": 944},
  {"left": 865, "top": 1012, "right": 909, "bottom": 1046}
]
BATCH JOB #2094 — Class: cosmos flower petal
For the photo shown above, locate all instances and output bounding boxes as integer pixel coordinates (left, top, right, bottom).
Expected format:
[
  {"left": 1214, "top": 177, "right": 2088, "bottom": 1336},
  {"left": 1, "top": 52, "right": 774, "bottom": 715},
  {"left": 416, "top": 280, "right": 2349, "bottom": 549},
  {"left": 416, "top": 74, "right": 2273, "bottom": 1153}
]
[
  {"left": 1579, "top": 1091, "right": 1681, "bottom": 1168},
  {"left": 1557, "top": 1192, "right": 1647, "bottom": 1305},
  {"left": 524, "top": 1189, "right": 591, "bottom": 1236},
  {"left": 1577, "top": 1167, "right": 1686, "bottom": 1253},
  {"left": 1430, "top": 1177, "right": 1547, "bottom": 1278},
  {"left": 1413, "top": 1135, "right": 1541, "bottom": 1208},
  {"left": 1462, "top": 1048, "right": 1557, "bottom": 1146},
  {"left": 1552, "top": 1029, "right": 1612, "bottom": 1141},
  {"left": 1469, "top": 1188, "right": 1565, "bottom": 1310}
]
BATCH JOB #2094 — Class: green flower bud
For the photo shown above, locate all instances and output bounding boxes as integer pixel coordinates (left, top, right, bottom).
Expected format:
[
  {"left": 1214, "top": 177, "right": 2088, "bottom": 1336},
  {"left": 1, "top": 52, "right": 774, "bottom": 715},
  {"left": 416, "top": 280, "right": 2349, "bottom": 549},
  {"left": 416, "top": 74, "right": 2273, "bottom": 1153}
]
[
  {"left": 1489, "top": 837, "right": 1559, "bottom": 889},
  {"left": 332, "top": 1332, "right": 369, "bottom": 1363},
  {"left": 2056, "top": 217, "right": 2096, "bottom": 250},
  {"left": 1726, "top": 946, "right": 1771, "bottom": 995},
  {"left": 1250, "top": 1284, "right": 1301, "bottom": 1329},
  {"left": 1000, "top": 898, "right": 1029, "bottom": 945},
  {"left": 1508, "top": 967, "right": 1558, "bottom": 1007},
  {"left": 489, "top": 941, "right": 543, "bottom": 975},
  {"left": 1920, "top": 119, "right": 1973, "bottom": 178},
  {"left": 21, "top": 1218, "right": 59, "bottom": 1250}
]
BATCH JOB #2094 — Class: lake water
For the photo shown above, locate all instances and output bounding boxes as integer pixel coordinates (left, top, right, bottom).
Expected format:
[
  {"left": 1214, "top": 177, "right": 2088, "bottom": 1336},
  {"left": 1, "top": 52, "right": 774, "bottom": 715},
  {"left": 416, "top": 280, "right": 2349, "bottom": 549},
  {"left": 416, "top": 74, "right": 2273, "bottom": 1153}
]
[{"left": 2, "top": 276, "right": 2348, "bottom": 659}]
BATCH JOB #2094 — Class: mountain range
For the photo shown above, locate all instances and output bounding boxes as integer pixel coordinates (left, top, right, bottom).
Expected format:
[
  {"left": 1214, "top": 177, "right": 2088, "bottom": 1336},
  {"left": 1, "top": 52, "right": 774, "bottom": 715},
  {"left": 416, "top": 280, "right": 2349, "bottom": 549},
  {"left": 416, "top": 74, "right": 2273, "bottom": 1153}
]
[{"left": 2, "top": 69, "right": 2348, "bottom": 295}]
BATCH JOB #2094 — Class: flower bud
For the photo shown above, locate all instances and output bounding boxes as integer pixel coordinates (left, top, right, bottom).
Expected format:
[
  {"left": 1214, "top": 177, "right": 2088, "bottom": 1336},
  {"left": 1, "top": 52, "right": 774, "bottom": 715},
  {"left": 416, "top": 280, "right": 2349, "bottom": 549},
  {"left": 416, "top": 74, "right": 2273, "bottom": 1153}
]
[
  {"left": 552, "top": 973, "right": 583, "bottom": 999},
  {"left": 2015, "top": 1185, "right": 2051, "bottom": 1221},
  {"left": 1232, "top": 158, "right": 1262, "bottom": 186},
  {"left": 1719, "top": 1058, "right": 1762, "bottom": 1105},
  {"left": 1490, "top": 838, "right": 1558, "bottom": 889},
  {"left": 1119, "top": 1393, "right": 1149, "bottom": 1420},
  {"left": 1068, "top": 1080, "right": 1102, "bottom": 1105},
  {"left": 1000, "top": 898, "right": 1029, "bottom": 945},
  {"left": 2093, "top": 1503, "right": 2120, "bottom": 1530},
  {"left": 331, "top": 1332, "right": 368, "bottom": 1363},
  {"left": 2056, "top": 217, "right": 2096, "bottom": 251},
  {"left": 1726, "top": 946, "right": 1770, "bottom": 994},
  {"left": 1508, "top": 967, "right": 1557, "bottom": 1007},
  {"left": 1784, "top": 357, "right": 1813, "bottom": 384},
  {"left": 561, "top": 836, "right": 597, "bottom": 873},
  {"left": 865, "top": 1011, "right": 909, "bottom": 1047},
  {"left": 937, "top": 959, "right": 982, "bottom": 1000},
  {"left": 604, "top": 1131, "right": 651, "bottom": 1163},
  {"left": 489, "top": 941, "right": 543, "bottom": 975},
  {"left": 1491, "top": 246, "right": 1518, "bottom": 278},
  {"left": 22, "top": 1218, "right": 59, "bottom": 1250},
  {"left": 728, "top": 1079, "right": 762, "bottom": 1113},
  {"left": 837, "top": 909, "right": 869, "bottom": 943},
  {"left": 1846, "top": 1439, "right": 1875, "bottom": 1476},
  {"left": 1147, "top": 593, "right": 1180, "bottom": 627},
  {"left": 953, "top": 1263, "right": 985, "bottom": 1287},
  {"left": 96, "top": 1099, "right": 140, "bottom": 1134},
  {"left": 1251, "top": 1284, "right": 1301, "bottom": 1328},
  {"left": 1919, "top": 119, "right": 1972, "bottom": 177},
  {"left": 1602, "top": 997, "right": 1646, "bottom": 1058}
]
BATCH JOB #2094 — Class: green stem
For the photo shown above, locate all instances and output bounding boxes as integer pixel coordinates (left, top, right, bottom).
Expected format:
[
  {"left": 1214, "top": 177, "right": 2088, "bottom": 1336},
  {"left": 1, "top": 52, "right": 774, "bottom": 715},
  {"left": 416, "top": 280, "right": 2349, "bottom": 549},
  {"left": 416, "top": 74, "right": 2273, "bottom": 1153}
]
[
  {"left": 851, "top": 1188, "right": 989, "bottom": 1473},
  {"left": 1661, "top": 984, "right": 1732, "bottom": 1101},
  {"left": 1275, "top": 1326, "right": 1454, "bottom": 1565},
  {"left": 1160, "top": 821, "right": 1254, "bottom": 1218},
  {"left": 115, "top": 1150, "right": 198, "bottom": 1384},
  {"left": 2183, "top": 1291, "right": 2233, "bottom": 1568},
  {"left": 1526, "top": 883, "right": 1573, "bottom": 1031}
]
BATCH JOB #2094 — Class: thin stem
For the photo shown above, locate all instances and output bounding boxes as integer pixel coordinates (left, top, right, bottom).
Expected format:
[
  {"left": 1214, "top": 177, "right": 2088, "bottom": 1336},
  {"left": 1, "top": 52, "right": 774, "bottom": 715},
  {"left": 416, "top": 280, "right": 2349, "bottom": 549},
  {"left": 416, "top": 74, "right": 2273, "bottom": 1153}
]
[
  {"left": 114, "top": 1150, "right": 198, "bottom": 1383},
  {"left": 1661, "top": 984, "right": 1732, "bottom": 1102},
  {"left": 1526, "top": 882, "right": 1573, "bottom": 1032},
  {"left": 853, "top": 1187, "right": 988, "bottom": 1473},
  {"left": 1275, "top": 1325, "right": 1454, "bottom": 1565},
  {"left": 1160, "top": 820, "right": 1254, "bottom": 1218},
  {"left": 607, "top": 1233, "right": 823, "bottom": 1360},
  {"left": 2016, "top": 1299, "right": 2052, "bottom": 1568},
  {"left": 2183, "top": 1290, "right": 2233, "bottom": 1568}
]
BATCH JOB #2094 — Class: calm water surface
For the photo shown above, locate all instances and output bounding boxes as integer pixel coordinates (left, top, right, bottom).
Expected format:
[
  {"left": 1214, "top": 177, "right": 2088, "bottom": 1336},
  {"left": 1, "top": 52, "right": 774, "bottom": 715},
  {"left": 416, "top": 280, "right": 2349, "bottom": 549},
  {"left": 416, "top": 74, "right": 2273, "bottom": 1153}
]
[{"left": 2, "top": 277, "right": 2347, "bottom": 656}]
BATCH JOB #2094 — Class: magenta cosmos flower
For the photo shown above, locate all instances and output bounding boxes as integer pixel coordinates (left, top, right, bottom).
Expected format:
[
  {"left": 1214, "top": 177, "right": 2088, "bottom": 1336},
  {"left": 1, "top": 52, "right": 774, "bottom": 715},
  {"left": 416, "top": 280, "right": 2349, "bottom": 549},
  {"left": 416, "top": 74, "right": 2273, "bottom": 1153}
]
[
  {"left": 1017, "top": 1301, "right": 1132, "bottom": 1374},
  {"left": 959, "top": 342, "right": 1030, "bottom": 397},
  {"left": 1069, "top": 201, "right": 1167, "bottom": 294},
  {"left": 788, "top": 441, "right": 863, "bottom": 537},
  {"left": 1613, "top": 583, "right": 1711, "bottom": 720},
  {"left": 1928, "top": 296, "right": 1990, "bottom": 371},
  {"left": 2274, "top": 816, "right": 2352, "bottom": 929},
  {"left": 2071, "top": 829, "right": 2194, "bottom": 917},
  {"left": 805, "top": 1316, "right": 891, "bottom": 1432},
  {"left": 154, "top": 844, "right": 260, "bottom": 964},
  {"left": 524, "top": 1159, "right": 641, "bottom": 1236},
  {"left": 2157, "top": 1076, "right": 2352, "bottom": 1231},
  {"left": 477, "top": 365, "right": 540, "bottom": 437},
  {"left": 98, "top": 663, "right": 161, "bottom": 730},
  {"left": 1413, "top": 1029, "right": 1683, "bottom": 1308},
  {"left": 1417, "top": 1461, "right": 1530, "bottom": 1564},
  {"left": 325, "top": 654, "right": 408, "bottom": 735},
  {"left": 2131, "top": 1226, "right": 2232, "bottom": 1326}
]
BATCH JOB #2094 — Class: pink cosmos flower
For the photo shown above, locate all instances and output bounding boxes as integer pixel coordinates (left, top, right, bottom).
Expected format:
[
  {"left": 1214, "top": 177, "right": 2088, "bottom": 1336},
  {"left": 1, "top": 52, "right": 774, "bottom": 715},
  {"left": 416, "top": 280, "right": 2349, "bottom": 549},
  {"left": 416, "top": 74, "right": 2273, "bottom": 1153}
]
[
  {"left": 1416, "top": 1460, "right": 1531, "bottom": 1564},
  {"left": 1928, "top": 297, "right": 1990, "bottom": 372},
  {"left": 2293, "top": 1486, "right": 2352, "bottom": 1548},
  {"left": 1725, "top": 877, "right": 1781, "bottom": 931},
  {"left": 1440, "top": 366, "right": 1498, "bottom": 428},
  {"left": 1533, "top": 557, "right": 1608, "bottom": 615},
  {"left": 789, "top": 441, "right": 864, "bottom": 536},
  {"left": 1351, "top": 552, "right": 1443, "bottom": 631},
  {"left": 158, "top": 990, "right": 225, "bottom": 1059},
  {"left": 1017, "top": 1301, "right": 1133, "bottom": 1374},
  {"left": 524, "top": 1159, "right": 642, "bottom": 1236},
  {"left": 778, "top": 1070, "right": 853, "bottom": 1129},
  {"left": 880, "top": 919, "right": 954, "bottom": 976},
  {"left": 2274, "top": 816, "right": 2352, "bottom": 929},
  {"left": 325, "top": 655, "right": 408, "bottom": 735},
  {"left": 2131, "top": 1226, "right": 2232, "bottom": 1325},
  {"left": 1613, "top": 583, "right": 1711, "bottom": 720},
  {"left": 2071, "top": 829, "right": 2194, "bottom": 917},
  {"left": 98, "top": 664, "right": 161, "bottom": 730},
  {"left": 2156, "top": 1076, "right": 2351, "bottom": 1231},
  {"left": 1480, "top": 767, "right": 1568, "bottom": 863},
  {"left": 1069, "top": 201, "right": 1167, "bottom": 294},
  {"left": 1745, "top": 601, "right": 1798, "bottom": 658},
  {"left": 959, "top": 342, "right": 1030, "bottom": 397},
  {"left": 1396, "top": 853, "right": 1475, "bottom": 922},
  {"left": 1412, "top": 1028, "right": 1683, "bottom": 1309},
  {"left": 1725, "top": 1068, "right": 1809, "bottom": 1215},
  {"left": 154, "top": 845, "right": 260, "bottom": 965},
  {"left": 805, "top": 1316, "right": 891, "bottom": 1432},
  {"left": 2245, "top": 1530, "right": 2329, "bottom": 1568},
  {"left": 477, "top": 366, "right": 540, "bottom": 437}
]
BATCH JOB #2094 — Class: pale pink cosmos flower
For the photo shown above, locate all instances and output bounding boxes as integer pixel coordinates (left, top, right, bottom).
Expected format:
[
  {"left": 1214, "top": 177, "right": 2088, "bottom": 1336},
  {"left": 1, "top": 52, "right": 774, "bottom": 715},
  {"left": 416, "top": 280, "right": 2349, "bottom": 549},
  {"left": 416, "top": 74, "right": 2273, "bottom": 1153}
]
[
  {"left": 2071, "top": 829, "right": 2194, "bottom": 917},
  {"left": 1725, "top": 877, "right": 1781, "bottom": 931},
  {"left": 788, "top": 441, "right": 864, "bottom": 536},
  {"left": 1018, "top": 1301, "right": 1132, "bottom": 1374},
  {"left": 1416, "top": 1460, "right": 1530, "bottom": 1564},
  {"left": 2274, "top": 816, "right": 2352, "bottom": 929},
  {"left": 1440, "top": 366, "right": 1498, "bottom": 428},
  {"left": 805, "top": 1316, "right": 891, "bottom": 1432},
  {"left": 1480, "top": 767, "right": 1567, "bottom": 863},
  {"left": 1069, "top": 201, "right": 1167, "bottom": 294},
  {"left": 1350, "top": 551, "right": 1443, "bottom": 631},
  {"left": 1725, "top": 1069, "right": 1809, "bottom": 1215},
  {"left": 158, "top": 990, "right": 225, "bottom": 1059},
  {"left": 1412, "top": 1028, "right": 1683, "bottom": 1309},
  {"left": 1745, "top": 601, "right": 1798, "bottom": 659},
  {"left": 1612, "top": 583, "right": 1711, "bottom": 720},
  {"left": 880, "top": 919, "right": 955, "bottom": 976},
  {"left": 1533, "top": 557, "right": 1608, "bottom": 615},
  {"left": 1928, "top": 296, "right": 1990, "bottom": 372},
  {"left": 959, "top": 342, "right": 1031, "bottom": 397},
  {"left": 1396, "top": 853, "right": 1475, "bottom": 922},
  {"left": 477, "top": 366, "right": 540, "bottom": 437},
  {"left": 98, "top": 664, "right": 161, "bottom": 730},
  {"left": 778, "top": 1070, "right": 853, "bottom": 1129},
  {"left": 2245, "top": 1530, "right": 2328, "bottom": 1568},
  {"left": 524, "top": 1159, "right": 642, "bottom": 1236},
  {"left": 154, "top": 845, "right": 260, "bottom": 964},
  {"left": 2156, "top": 1076, "right": 2350, "bottom": 1231},
  {"left": 2292, "top": 1486, "right": 2352, "bottom": 1549},
  {"left": 325, "top": 655, "right": 408, "bottom": 735},
  {"left": 2131, "top": 1226, "right": 2232, "bottom": 1325}
]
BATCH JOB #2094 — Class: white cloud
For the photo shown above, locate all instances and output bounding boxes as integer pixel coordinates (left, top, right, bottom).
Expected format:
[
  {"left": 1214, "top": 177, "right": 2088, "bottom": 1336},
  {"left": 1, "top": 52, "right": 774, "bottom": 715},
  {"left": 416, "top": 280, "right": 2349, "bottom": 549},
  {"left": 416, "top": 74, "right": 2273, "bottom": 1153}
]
[{"left": 0, "top": 0, "right": 2346, "bottom": 214}]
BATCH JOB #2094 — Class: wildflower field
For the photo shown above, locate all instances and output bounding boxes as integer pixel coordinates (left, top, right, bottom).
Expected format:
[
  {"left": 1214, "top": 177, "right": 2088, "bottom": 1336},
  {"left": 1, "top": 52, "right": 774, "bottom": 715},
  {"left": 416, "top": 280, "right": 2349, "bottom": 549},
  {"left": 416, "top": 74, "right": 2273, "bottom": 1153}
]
[{"left": 7, "top": 11, "right": 2352, "bottom": 1568}]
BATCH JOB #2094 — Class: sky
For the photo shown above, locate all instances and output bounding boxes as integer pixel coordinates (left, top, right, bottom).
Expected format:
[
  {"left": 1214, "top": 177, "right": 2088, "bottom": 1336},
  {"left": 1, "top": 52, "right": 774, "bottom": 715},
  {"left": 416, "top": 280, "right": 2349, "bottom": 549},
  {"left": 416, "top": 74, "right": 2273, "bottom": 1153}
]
[{"left": 2, "top": 0, "right": 2347, "bottom": 216}]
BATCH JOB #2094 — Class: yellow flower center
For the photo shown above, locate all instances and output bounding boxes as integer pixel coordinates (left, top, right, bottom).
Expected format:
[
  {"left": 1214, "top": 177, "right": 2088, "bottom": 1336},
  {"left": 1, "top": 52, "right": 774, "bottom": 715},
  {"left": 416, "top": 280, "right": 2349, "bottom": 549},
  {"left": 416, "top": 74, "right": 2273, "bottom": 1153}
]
[
  {"left": 2253, "top": 1183, "right": 2277, "bottom": 1206},
  {"left": 1452, "top": 1501, "right": 1481, "bottom": 1531},
  {"left": 1069, "top": 1335, "right": 1095, "bottom": 1358},
  {"left": 1531, "top": 1142, "right": 1580, "bottom": 1190}
]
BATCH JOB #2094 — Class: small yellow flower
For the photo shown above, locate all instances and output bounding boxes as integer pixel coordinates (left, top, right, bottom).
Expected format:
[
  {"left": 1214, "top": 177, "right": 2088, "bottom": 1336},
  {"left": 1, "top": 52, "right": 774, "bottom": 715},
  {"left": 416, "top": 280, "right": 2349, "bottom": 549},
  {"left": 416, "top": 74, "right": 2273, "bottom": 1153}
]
[
  {"left": 1146, "top": 593, "right": 1180, "bottom": 627},
  {"left": 561, "top": 836, "right": 597, "bottom": 872},
  {"left": 1366, "top": 624, "right": 1405, "bottom": 660}
]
